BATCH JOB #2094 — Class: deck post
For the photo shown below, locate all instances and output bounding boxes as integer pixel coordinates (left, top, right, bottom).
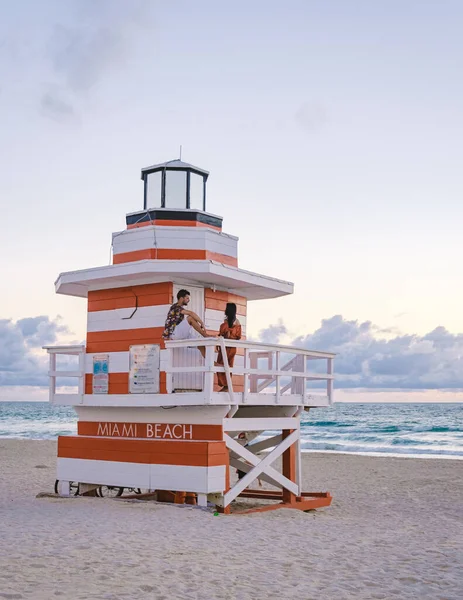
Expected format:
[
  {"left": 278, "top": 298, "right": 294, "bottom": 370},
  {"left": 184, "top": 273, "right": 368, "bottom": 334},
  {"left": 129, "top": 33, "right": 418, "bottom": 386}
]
[
  {"left": 78, "top": 350, "right": 85, "bottom": 401},
  {"left": 275, "top": 351, "right": 280, "bottom": 404},
  {"left": 249, "top": 352, "right": 258, "bottom": 393},
  {"left": 243, "top": 348, "right": 250, "bottom": 403},
  {"left": 197, "top": 493, "right": 207, "bottom": 507},
  {"left": 327, "top": 357, "right": 334, "bottom": 404},
  {"left": 49, "top": 353, "right": 56, "bottom": 403},
  {"left": 219, "top": 337, "right": 235, "bottom": 405},
  {"left": 166, "top": 346, "right": 173, "bottom": 393},
  {"left": 203, "top": 343, "right": 214, "bottom": 402},
  {"left": 282, "top": 428, "right": 297, "bottom": 504}
]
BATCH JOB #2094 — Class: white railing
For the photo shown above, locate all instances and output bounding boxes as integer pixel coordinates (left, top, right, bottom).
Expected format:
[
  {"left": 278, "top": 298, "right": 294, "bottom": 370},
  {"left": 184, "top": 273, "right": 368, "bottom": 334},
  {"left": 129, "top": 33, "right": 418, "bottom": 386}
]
[
  {"left": 43, "top": 340, "right": 335, "bottom": 407},
  {"left": 164, "top": 338, "right": 335, "bottom": 406},
  {"left": 43, "top": 345, "right": 86, "bottom": 403}
]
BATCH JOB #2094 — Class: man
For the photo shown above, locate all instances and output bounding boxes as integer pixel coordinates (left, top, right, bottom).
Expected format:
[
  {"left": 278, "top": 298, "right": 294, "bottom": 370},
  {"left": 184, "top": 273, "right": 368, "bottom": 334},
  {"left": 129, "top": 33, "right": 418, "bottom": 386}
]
[{"left": 162, "top": 289, "right": 210, "bottom": 342}]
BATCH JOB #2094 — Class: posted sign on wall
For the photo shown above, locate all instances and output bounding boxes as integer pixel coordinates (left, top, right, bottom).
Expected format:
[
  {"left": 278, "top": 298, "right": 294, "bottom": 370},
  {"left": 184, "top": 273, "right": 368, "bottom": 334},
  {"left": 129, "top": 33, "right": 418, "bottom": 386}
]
[
  {"left": 92, "top": 354, "right": 109, "bottom": 394},
  {"left": 129, "top": 344, "right": 160, "bottom": 394}
]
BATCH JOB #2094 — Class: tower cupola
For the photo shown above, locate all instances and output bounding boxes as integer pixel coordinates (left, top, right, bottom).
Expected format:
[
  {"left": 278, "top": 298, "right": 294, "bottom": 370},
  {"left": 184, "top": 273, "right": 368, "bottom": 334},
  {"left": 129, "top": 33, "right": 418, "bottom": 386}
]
[{"left": 141, "top": 159, "right": 209, "bottom": 211}]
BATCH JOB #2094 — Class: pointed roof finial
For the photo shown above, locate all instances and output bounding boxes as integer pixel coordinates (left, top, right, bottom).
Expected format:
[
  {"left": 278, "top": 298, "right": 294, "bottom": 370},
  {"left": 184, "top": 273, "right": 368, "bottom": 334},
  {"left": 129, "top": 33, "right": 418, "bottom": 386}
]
[{"left": 179, "top": 145, "right": 182, "bottom": 160}]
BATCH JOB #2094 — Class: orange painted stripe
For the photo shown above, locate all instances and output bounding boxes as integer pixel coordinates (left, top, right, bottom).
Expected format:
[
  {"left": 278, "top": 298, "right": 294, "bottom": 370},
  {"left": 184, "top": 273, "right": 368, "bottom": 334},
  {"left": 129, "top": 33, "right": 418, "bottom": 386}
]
[
  {"left": 84, "top": 372, "right": 242, "bottom": 395},
  {"left": 58, "top": 447, "right": 227, "bottom": 466},
  {"left": 113, "top": 248, "right": 237, "bottom": 267},
  {"left": 86, "top": 328, "right": 165, "bottom": 358},
  {"left": 113, "top": 249, "right": 155, "bottom": 263},
  {"left": 87, "top": 328, "right": 164, "bottom": 344},
  {"left": 86, "top": 340, "right": 167, "bottom": 354},
  {"left": 58, "top": 436, "right": 227, "bottom": 466},
  {"left": 77, "top": 422, "right": 223, "bottom": 441},
  {"left": 205, "top": 289, "right": 246, "bottom": 304},
  {"left": 88, "top": 292, "right": 172, "bottom": 313},
  {"left": 207, "top": 251, "right": 237, "bottom": 266},
  {"left": 127, "top": 220, "right": 222, "bottom": 232},
  {"left": 88, "top": 283, "right": 172, "bottom": 302},
  {"left": 58, "top": 436, "right": 226, "bottom": 454},
  {"left": 205, "top": 298, "right": 247, "bottom": 315},
  {"left": 85, "top": 374, "right": 127, "bottom": 395}
]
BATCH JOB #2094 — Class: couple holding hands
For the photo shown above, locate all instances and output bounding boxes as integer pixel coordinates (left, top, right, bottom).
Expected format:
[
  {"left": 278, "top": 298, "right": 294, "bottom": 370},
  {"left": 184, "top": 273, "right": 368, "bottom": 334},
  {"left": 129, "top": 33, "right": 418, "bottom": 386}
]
[{"left": 162, "top": 289, "right": 241, "bottom": 392}]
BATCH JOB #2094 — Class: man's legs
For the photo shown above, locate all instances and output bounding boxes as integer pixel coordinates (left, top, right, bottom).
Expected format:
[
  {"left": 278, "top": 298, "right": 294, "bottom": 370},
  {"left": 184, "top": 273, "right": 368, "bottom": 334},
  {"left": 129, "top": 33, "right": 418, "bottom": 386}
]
[
  {"left": 186, "top": 316, "right": 212, "bottom": 359},
  {"left": 186, "top": 316, "right": 209, "bottom": 337}
]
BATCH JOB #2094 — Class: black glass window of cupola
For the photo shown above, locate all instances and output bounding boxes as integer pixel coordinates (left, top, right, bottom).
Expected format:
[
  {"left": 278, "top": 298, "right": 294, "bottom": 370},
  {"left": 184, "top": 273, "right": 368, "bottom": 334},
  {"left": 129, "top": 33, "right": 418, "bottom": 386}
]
[{"left": 141, "top": 160, "right": 209, "bottom": 212}]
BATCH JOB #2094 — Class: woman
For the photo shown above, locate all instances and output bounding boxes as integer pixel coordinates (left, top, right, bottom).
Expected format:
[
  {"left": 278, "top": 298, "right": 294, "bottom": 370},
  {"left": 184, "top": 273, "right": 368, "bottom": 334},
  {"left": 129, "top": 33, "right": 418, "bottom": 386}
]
[{"left": 216, "top": 303, "right": 242, "bottom": 391}]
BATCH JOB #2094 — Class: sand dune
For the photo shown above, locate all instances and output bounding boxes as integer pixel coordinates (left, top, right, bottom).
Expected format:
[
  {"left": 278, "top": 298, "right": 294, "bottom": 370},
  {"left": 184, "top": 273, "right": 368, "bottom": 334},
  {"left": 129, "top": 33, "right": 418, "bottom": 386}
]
[{"left": 0, "top": 440, "right": 461, "bottom": 599}]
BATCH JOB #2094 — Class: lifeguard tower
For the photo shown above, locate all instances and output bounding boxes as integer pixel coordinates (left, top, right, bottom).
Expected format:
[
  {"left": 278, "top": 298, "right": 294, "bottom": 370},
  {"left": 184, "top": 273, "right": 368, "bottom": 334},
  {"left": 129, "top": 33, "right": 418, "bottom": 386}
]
[{"left": 44, "top": 159, "right": 335, "bottom": 513}]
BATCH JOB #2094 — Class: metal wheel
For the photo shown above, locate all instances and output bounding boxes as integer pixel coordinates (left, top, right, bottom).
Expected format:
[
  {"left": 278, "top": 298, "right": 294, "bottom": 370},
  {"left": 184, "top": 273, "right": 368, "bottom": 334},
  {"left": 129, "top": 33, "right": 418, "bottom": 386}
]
[
  {"left": 96, "top": 485, "right": 124, "bottom": 498},
  {"left": 54, "top": 480, "right": 79, "bottom": 496},
  {"left": 125, "top": 488, "right": 145, "bottom": 494}
]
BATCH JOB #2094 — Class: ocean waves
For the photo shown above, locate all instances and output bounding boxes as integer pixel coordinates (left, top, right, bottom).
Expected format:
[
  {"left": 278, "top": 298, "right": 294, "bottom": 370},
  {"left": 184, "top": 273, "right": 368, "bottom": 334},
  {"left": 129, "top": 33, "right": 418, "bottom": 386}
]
[
  {"left": 0, "top": 401, "right": 462, "bottom": 458},
  {"left": 299, "top": 403, "right": 463, "bottom": 458}
]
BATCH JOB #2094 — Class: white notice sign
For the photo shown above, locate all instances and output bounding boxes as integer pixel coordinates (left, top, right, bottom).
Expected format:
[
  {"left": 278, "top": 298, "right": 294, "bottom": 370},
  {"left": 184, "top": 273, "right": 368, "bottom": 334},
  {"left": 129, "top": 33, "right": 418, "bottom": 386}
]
[
  {"left": 129, "top": 345, "right": 160, "bottom": 394},
  {"left": 93, "top": 354, "right": 109, "bottom": 394}
]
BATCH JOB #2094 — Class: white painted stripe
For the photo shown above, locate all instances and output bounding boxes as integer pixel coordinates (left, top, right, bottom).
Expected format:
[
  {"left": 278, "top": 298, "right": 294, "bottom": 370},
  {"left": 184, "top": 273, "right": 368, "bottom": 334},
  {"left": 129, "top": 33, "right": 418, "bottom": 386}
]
[
  {"left": 57, "top": 458, "right": 225, "bottom": 493},
  {"left": 57, "top": 457, "right": 151, "bottom": 488},
  {"left": 87, "top": 305, "right": 248, "bottom": 337},
  {"left": 122, "top": 223, "right": 239, "bottom": 242},
  {"left": 87, "top": 305, "right": 170, "bottom": 333},
  {"left": 74, "top": 405, "right": 228, "bottom": 423},
  {"left": 84, "top": 349, "right": 243, "bottom": 375},
  {"left": 223, "top": 417, "right": 299, "bottom": 431},
  {"left": 85, "top": 349, "right": 171, "bottom": 374},
  {"left": 205, "top": 309, "right": 247, "bottom": 334},
  {"left": 114, "top": 226, "right": 238, "bottom": 247},
  {"left": 149, "top": 464, "right": 225, "bottom": 493},
  {"left": 85, "top": 351, "right": 129, "bottom": 374},
  {"left": 204, "top": 239, "right": 238, "bottom": 257},
  {"left": 112, "top": 227, "right": 238, "bottom": 258}
]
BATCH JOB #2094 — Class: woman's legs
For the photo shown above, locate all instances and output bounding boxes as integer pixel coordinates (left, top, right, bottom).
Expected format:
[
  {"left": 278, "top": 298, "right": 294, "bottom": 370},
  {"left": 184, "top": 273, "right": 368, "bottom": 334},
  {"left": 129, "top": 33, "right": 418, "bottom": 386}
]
[{"left": 217, "top": 348, "right": 236, "bottom": 389}]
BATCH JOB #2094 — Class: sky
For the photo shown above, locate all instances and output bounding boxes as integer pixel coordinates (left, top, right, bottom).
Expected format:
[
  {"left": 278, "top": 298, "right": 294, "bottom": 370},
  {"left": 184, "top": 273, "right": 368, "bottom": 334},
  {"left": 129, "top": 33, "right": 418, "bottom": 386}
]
[{"left": 1, "top": 0, "right": 463, "bottom": 401}]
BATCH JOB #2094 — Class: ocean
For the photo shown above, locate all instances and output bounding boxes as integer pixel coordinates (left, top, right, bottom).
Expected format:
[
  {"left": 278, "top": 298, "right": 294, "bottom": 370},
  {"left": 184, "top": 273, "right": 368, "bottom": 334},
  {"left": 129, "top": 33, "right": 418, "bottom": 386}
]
[{"left": 0, "top": 401, "right": 462, "bottom": 459}]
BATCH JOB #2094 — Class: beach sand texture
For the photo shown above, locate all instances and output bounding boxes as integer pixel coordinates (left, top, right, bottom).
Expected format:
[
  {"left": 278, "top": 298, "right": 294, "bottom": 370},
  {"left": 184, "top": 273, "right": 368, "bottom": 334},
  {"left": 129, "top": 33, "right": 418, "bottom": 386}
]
[{"left": 0, "top": 440, "right": 461, "bottom": 600}]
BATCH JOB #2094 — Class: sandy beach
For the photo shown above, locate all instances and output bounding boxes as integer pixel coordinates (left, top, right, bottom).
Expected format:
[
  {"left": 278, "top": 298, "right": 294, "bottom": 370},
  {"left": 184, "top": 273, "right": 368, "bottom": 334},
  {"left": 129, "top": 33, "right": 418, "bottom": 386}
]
[{"left": 0, "top": 440, "right": 461, "bottom": 600}]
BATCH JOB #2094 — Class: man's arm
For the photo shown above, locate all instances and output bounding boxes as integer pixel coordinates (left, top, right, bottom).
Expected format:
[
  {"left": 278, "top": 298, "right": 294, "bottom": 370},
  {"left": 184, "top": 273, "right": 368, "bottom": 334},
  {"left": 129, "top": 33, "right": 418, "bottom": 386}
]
[
  {"left": 181, "top": 309, "right": 205, "bottom": 329},
  {"left": 162, "top": 307, "right": 177, "bottom": 339}
]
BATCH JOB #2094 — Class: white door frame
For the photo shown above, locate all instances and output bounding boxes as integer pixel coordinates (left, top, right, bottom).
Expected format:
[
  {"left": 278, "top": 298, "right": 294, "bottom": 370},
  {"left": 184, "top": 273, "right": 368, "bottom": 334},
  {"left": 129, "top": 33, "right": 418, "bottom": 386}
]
[
  {"left": 172, "top": 284, "right": 204, "bottom": 319},
  {"left": 171, "top": 284, "right": 205, "bottom": 391}
]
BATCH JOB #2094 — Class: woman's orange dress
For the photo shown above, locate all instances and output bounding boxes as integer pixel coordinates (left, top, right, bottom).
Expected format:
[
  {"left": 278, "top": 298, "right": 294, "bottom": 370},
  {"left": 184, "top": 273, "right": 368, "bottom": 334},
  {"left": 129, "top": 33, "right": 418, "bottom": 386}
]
[{"left": 217, "top": 320, "right": 242, "bottom": 388}]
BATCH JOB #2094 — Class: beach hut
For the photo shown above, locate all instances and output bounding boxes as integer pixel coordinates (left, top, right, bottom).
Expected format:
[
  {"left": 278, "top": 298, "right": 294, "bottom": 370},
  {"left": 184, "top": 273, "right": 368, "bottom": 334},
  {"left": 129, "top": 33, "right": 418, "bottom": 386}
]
[{"left": 44, "top": 159, "right": 335, "bottom": 513}]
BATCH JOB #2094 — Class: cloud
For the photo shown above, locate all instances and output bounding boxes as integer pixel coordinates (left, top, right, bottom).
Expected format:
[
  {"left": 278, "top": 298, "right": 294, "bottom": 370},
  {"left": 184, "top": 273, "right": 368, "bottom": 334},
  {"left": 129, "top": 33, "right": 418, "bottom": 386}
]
[
  {"left": 0, "top": 316, "right": 71, "bottom": 387},
  {"left": 41, "top": 0, "right": 155, "bottom": 119},
  {"left": 5, "top": 312, "right": 463, "bottom": 392},
  {"left": 259, "top": 315, "right": 463, "bottom": 389},
  {"left": 257, "top": 319, "right": 288, "bottom": 344},
  {"left": 16, "top": 315, "right": 70, "bottom": 348}
]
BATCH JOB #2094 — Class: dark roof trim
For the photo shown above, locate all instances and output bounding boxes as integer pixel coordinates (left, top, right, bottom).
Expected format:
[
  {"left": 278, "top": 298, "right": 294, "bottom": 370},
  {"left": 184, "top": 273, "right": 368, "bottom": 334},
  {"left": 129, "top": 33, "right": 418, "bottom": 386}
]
[
  {"left": 126, "top": 209, "right": 222, "bottom": 229},
  {"left": 141, "top": 159, "right": 209, "bottom": 180}
]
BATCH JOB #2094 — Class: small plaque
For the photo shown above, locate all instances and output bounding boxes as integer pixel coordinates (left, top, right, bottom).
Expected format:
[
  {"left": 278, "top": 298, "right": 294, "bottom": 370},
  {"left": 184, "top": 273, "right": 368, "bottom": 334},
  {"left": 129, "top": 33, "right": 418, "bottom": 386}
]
[
  {"left": 129, "top": 345, "right": 160, "bottom": 394},
  {"left": 93, "top": 354, "right": 109, "bottom": 394}
]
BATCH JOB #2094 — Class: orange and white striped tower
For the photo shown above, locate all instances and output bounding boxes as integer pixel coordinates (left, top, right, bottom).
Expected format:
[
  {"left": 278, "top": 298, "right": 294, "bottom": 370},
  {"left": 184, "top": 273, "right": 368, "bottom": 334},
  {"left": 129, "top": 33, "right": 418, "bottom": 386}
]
[{"left": 46, "top": 159, "right": 335, "bottom": 513}]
